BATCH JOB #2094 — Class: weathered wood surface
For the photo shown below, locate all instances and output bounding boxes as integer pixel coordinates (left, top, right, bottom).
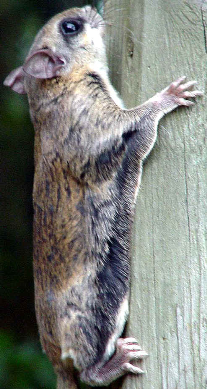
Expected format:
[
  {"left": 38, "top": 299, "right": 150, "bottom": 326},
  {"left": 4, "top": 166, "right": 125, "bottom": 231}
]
[{"left": 104, "top": 0, "right": 207, "bottom": 388}]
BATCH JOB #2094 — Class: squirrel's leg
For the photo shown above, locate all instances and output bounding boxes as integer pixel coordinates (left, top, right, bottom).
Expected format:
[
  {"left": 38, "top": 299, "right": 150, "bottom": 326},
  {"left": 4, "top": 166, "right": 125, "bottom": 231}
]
[{"left": 121, "top": 77, "right": 203, "bottom": 159}]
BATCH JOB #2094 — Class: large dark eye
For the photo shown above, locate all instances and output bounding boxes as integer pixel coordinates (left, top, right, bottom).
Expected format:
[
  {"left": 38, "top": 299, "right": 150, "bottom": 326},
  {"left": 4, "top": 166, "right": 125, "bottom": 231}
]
[{"left": 61, "top": 19, "right": 83, "bottom": 36}]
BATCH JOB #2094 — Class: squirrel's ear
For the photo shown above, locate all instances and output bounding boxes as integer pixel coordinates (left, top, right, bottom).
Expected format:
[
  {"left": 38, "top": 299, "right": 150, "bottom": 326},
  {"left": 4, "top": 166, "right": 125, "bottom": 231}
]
[
  {"left": 23, "top": 49, "right": 65, "bottom": 79},
  {"left": 3, "top": 66, "right": 26, "bottom": 94}
]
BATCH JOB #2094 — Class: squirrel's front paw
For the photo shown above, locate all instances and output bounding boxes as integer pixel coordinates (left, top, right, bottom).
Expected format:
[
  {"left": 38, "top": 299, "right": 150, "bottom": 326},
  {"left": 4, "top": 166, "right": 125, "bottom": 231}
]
[
  {"left": 152, "top": 76, "right": 203, "bottom": 114},
  {"left": 160, "top": 76, "right": 203, "bottom": 108},
  {"left": 163, "top": 76, "right": 203, "bottom": 106}
]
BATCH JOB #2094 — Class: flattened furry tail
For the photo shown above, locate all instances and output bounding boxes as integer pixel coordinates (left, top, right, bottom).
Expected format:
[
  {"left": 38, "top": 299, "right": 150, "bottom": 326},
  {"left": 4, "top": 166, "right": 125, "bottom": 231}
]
[
  {"left": 55, "top": 360, "right": 78, "bottom": 389},
  {"left": 56, "top": 369, "right": 78, "bottom": 389}
]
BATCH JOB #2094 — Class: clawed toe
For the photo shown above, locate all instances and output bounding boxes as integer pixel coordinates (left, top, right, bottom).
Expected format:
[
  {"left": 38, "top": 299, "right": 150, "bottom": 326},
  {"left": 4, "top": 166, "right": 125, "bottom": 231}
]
[
  {"left": 181, "top": 90, "right": 203, "bottom": 98},
  {"left": 178, "top": 80, "right": 197, "bottom": 91},
  {"left": 178, "top": 98, "right": 195, "bottom": 106},
  {"left": 122, "top": 362, "right": 145, "bottom": 374},
  {"left": 122, "top": 344, "right": 142, "bottom": 351},
  {"left": 171, "top": 76, "right": 186, "bottom": 88},
  {"left": 117, "top": 337, "right": 139, "bottom": 345},
  {"left": 127, "top": 350, "right": 148, "bottom": 360}
]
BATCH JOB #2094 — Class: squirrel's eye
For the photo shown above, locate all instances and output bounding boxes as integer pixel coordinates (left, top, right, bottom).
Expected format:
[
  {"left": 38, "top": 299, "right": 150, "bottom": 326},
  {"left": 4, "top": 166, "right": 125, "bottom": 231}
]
[{"left": 61, "top": 20, "right": 82, "bottom": 35}]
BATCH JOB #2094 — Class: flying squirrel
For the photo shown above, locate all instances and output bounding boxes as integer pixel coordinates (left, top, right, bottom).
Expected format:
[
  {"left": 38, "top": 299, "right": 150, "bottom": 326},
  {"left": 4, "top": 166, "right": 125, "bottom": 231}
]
[{"left": 4, "top": 5, "right": 203, "bottom": 388}]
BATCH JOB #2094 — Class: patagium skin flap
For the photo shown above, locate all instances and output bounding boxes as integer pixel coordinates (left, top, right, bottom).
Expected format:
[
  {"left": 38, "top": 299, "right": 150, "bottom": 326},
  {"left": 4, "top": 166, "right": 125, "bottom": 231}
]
[{"left": 4, "top": 5, "right": 203, "bottom": 388}]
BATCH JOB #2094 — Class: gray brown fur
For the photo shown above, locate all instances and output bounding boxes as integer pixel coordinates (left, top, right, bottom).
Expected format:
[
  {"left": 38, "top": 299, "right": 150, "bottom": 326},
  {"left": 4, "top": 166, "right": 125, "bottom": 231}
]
[{"left": 4, "top": 5, "right": 202, "bottom": 388}]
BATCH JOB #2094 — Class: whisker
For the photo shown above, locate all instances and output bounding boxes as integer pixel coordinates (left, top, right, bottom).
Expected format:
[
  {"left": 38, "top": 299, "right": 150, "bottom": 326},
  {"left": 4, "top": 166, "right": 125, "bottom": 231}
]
[{"left": 103, "top": 6, "right": 127, "bottom": 17}]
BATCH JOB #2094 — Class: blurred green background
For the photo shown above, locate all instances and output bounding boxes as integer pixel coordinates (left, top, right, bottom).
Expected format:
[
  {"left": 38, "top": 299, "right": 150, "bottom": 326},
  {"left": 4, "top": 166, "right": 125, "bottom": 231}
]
[{"left": 0, "top": 1, "right": 102, "bottom": 388}]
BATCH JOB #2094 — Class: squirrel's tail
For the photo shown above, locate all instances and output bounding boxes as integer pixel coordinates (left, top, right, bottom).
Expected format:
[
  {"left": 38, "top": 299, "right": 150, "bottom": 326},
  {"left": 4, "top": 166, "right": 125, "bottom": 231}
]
[
  {"left": 56, "top": 370, "right": 78, "bottom": 389},
  {"left": 55, "top": 358, "right": 79, "bottom": 389}
]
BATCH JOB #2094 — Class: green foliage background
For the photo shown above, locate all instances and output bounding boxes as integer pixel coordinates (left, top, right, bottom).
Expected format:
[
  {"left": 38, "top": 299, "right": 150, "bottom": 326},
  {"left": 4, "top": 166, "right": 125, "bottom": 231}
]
[{"left": 1, "top": 1, "right": 102, "bottom": 388}]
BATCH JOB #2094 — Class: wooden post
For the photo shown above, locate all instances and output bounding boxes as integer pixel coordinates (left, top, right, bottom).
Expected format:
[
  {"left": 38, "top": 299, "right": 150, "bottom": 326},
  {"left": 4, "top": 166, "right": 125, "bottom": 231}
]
[{"left": 105, "top": 0, "right": 207, "bottom": 388}]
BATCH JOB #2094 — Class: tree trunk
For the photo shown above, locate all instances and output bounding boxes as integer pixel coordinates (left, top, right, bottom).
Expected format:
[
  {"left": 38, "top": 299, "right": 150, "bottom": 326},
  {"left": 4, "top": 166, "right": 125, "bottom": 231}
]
[{"left": 104, "top": 0, "right": 207, "bottom": 388}]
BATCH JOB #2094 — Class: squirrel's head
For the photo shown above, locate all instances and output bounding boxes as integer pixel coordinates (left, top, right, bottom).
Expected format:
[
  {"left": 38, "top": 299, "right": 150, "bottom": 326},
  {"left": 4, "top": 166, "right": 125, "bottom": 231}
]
[{"left": 4, "top": 6, "right": 106, "bottom": 95}]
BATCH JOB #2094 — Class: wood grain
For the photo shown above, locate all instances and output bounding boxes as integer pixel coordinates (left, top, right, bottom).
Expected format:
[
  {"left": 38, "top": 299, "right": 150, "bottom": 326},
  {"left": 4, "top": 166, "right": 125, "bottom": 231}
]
[{"left": 105, "top": 0, "right": 207, "bottom": 388}]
